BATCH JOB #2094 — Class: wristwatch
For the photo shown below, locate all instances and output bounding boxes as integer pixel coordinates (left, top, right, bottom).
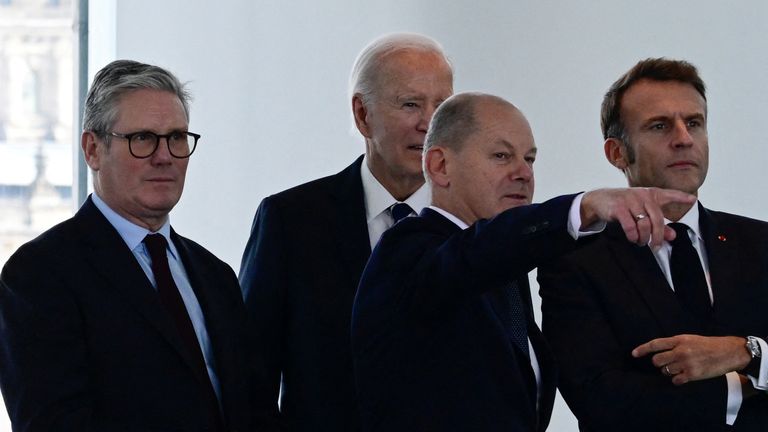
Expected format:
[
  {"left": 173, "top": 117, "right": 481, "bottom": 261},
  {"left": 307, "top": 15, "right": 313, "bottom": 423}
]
[
  {"left": 744, "top": 336, "right": 762, "bottom": 376},
  {"left": 746, "top": 336, "right": 762, "bottom": 359}
]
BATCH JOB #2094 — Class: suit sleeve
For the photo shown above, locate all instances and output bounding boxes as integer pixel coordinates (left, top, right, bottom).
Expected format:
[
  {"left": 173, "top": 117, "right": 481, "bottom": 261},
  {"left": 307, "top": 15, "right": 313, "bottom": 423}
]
[
  {"left": 239, "top": 196, "right": 287, "bottom": 431},
  {"left": 0, "top": 245, "right": 132, "bottom": 432},
  {"left": 354, "top": 195, "right": 579, "bottom": 346},
  {"left": 538, "top": 256, "right": 730, "bottom": 432}
]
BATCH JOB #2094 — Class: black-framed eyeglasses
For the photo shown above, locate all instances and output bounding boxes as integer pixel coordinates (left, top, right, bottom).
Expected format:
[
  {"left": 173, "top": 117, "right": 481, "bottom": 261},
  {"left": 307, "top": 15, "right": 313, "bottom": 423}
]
[{"left": 106, "top": 131, "right": 200, "bottom": 159}]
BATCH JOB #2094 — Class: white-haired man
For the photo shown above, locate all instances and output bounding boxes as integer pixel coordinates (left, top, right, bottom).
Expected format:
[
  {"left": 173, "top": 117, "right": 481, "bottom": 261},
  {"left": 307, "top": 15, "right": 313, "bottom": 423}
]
[{"left": 239, "top": 33, "right": 453, "bottom": 431}]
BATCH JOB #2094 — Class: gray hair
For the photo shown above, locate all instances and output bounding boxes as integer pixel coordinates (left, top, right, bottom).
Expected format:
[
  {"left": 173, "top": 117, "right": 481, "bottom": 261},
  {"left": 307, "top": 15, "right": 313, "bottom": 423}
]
[
  {"left": 424, "top": 92, "right": 490, "bottom": 153},
  {"left": 83, "top": 59, "right": 191, "bottom": 134},
  {"left": 348, "top": 32, "right": 452, "bottom": 105}
]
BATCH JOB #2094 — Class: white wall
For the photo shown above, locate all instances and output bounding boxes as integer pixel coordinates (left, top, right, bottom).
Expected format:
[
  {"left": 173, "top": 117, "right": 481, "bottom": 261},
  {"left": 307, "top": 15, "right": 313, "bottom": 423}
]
[{"left": 107, "top": 1, "right": 768, "bottom": 430}]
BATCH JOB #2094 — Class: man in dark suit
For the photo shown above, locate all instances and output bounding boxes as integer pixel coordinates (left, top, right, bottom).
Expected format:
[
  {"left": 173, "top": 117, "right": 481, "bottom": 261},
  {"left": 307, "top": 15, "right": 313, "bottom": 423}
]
[
  {"left": 351, "top": 92, "right": 695, "bottom": 432},
  {"left": 0, "top": 60, "right": 253, "bottom": 431},
  {"left": 538, "top": 58, "right": 768, "bottom": 431},
  {"left": 239, "top": 33, "right": 454, "bottom": 431}
]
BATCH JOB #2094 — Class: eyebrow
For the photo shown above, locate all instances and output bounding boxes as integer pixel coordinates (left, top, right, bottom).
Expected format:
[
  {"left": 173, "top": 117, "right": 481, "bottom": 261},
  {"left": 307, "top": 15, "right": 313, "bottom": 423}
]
[
  {"left": 495, "top": 139, "right": 537, "bottom": 156},
  {"left": 396, "top": 94, "right": 426, "bottom": 102},
  {"left": 642, "top": 112, "right": 705, "bottom": 125}
]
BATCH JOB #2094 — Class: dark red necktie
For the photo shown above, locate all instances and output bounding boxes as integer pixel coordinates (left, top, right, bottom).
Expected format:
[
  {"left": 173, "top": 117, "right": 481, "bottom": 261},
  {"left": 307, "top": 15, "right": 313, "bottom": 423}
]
[{"left": 143, "top": 234, "right": 223, "bottom": 430}]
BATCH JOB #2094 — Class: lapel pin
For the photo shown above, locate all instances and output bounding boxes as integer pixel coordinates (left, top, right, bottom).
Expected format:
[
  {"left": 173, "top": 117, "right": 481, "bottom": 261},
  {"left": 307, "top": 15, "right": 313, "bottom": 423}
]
[{"left": 717, "top": 234, "right": 727, "bottom": 242}]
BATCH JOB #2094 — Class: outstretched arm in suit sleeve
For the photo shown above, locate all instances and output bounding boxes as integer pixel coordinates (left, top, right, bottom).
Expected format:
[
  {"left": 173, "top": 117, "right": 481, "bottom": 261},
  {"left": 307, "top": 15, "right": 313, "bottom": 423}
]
[
  {"left": 538, "top": 256, "right": 732, "bottom": 432},
  {"left": 239, "top": 196, "right": 287, "bottom": 431}
]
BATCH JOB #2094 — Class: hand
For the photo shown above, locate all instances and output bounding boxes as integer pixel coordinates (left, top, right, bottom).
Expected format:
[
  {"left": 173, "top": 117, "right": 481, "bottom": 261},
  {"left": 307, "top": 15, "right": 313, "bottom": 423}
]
[
  {"left": 580, "top": 187, "right": 696, "bottom": 249},
  {"left": 632, "top": 335, "right": 751, "bottom": 385}
]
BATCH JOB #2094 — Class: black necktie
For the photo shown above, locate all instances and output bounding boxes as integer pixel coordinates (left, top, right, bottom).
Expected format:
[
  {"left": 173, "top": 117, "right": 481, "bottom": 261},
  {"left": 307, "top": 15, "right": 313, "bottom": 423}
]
[
  {"left": 491, "top": 281, "right": 530, "bottom": 359},
  {"left": 669, "top": 223, "right": 712, "bottom": 322},
  {"left": 143, "top": 234, "right": 223, "bottom": 430},
  {"left": 390, "top": 202, "right": 413, "bottom": 224}
]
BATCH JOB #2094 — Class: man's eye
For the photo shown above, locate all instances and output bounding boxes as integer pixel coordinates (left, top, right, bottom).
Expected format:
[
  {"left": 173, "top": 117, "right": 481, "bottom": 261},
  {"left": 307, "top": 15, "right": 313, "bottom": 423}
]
[
  {"left": 493, "top": 153, "right": 509, "bottom": 160},
  {"left": 688, "top": 120, "right": 701, "bottom": 128},
  {"left": 525, "top": 157, "right": 536, "bottom": 165},
  {"left": 402, "top": 102, "right": 418, "bottom": 108},
  {"left": 650, "top": 123, "right": 666, "bottom": 130},
  {"left": 134, "top": 132, "right": 153, "bottom": 141}
]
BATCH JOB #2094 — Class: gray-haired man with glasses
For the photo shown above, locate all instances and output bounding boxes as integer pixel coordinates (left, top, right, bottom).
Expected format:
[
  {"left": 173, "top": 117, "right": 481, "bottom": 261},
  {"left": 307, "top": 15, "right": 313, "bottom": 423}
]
[{"left": 0, "top": 60, "right": 256, "bottom": 431}]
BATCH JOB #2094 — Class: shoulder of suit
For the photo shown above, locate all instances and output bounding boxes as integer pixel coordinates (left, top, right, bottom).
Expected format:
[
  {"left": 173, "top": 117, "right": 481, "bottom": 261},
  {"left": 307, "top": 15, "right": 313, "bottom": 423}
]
[
  {"left": 9, "top": 213, "right": 79, "bottom": 259},
  {"left": 378, "top": 212, "right": 454, "bottom": 249},
  {"left": 172, "top": 234, "right": 238, "bottom": 284},
  {"left": 706, "top": 208, "right": 768, "bottom": 230},
  {"left": 261, "top": 156, "right": 363, "bottom": 208}
]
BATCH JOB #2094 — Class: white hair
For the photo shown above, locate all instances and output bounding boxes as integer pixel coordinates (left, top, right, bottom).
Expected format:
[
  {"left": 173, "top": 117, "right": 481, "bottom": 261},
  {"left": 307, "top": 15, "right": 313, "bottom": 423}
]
[{"left": 348, "top": 32, "right": 452, "bottom": 105}]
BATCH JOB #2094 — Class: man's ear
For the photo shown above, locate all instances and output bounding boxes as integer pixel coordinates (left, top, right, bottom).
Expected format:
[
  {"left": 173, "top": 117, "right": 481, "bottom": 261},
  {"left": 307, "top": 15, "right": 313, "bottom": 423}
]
[
  {"left": 604, "top": 138, "right": 629, "bottom": 170},
  {"left": 352, "top": 94, "right": 372, "bottom": 138},
  {"left": 82, "top": 131, "right": 102, "bottom": 171},
  {"left": 424, "top": 147, "right": 450, "bottom": 188}
]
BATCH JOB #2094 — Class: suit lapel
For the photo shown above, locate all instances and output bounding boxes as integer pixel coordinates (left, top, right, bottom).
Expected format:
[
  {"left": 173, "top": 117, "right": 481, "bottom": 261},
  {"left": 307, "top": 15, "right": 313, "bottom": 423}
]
[
  {"left": 699, "top": 205, "right": 741, "bottom": 328},
  {"left": 604, "top": 223, "right": 697, "bottom": 336},
  {"left": 421, "top": 209, "right": 543, "bottom": 405},
  {"left": 74, "top": 198, "right": 210, "bottom": 385},
  {"left": 172, "top": 232, "right": 237, "bottom": 396},
  {"left": 330, "top": 155, "right": 372, "bottom": 291}
]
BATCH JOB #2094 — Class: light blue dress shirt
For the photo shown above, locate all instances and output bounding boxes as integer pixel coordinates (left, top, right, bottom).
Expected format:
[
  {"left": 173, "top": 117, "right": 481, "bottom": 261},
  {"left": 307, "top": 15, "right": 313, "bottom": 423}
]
[{"left": 91, "top": 193, "right": 222, "bottom": 403}]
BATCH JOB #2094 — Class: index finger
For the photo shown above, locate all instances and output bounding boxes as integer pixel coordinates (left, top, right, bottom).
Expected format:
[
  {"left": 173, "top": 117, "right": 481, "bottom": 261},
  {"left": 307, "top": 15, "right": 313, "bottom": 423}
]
[
  {"left": 632, "top": 337, "right": 677, "bottom": 358},
  {"left": 652, "top": 188, "right": 697, "bottom": 207}
]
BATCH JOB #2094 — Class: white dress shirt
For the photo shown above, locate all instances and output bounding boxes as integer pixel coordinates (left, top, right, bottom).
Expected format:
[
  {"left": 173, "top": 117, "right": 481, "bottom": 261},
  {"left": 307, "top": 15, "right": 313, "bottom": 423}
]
[
  {"left": 91, "top": 193, "right": 222, "bottom": 403},
  {"left": 360, "top": 155, "right": 431, "bottom": 249},
  {"left": 651, "top": 204, "right": 768, "bottom": 425}
]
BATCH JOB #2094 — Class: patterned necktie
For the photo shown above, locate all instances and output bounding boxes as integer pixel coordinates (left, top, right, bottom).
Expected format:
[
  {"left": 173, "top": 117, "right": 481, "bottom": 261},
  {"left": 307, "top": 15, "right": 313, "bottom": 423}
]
[
  {"left": 143, "top": 234, "right": 223, "bottom": 430},
  {"left": 390, "top": 202, "right": 414, "bottom": 224},
  {"left": 491, "top": 280, "right": 530, "bottom": 359},
  {"left": 668, "top": 223, "right": 712, "bottom": 322}
]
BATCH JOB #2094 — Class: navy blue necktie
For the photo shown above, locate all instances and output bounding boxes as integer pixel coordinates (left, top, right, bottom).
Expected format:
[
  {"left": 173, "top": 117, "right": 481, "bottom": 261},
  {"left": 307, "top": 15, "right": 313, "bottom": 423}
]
[
  {"left": 491, "top": 281, "right": 529, "bottom": 359},
  {"left": 390, "top": 202, "right": 413, "bottom": 223},
  {"left": 669, "top": 223, "right": 712, "bottom": 323}
]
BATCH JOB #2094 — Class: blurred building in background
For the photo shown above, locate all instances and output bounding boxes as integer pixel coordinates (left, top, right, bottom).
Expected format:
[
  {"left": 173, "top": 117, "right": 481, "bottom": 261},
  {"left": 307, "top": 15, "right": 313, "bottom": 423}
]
[{"left": 0, "top": 0, "right": 75, "bottom": 268}]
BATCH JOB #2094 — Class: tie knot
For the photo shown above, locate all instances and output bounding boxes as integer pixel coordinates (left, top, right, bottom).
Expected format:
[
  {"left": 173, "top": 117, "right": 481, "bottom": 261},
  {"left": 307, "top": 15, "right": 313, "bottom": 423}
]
[
  {"left": 390, "top": 203, "right": 413, "bottom": 223},
  {"left": 668, "top": 223, "right": 691, "bottom": 245},
  {"left": 143, "top": 233, "right": 168, "bottom": 257}
]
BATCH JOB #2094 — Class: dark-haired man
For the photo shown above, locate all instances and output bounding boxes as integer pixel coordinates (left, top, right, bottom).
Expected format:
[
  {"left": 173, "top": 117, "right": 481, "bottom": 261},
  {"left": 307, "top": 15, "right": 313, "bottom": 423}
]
[{"left": 539, "top": 58, "right": 768, "bottom": 431}]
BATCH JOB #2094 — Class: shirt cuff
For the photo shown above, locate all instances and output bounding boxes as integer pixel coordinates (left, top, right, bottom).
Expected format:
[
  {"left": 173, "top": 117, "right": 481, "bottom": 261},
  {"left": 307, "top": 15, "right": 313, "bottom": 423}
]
[
  {"left": 567, "top": 192, "right": 607, "bottom": 240},
  {"left": 747, "top": 337, "right": 768, "bottom": 390},
  {"left": 725, "top": 371, "right": 742, "bottom": 425}
]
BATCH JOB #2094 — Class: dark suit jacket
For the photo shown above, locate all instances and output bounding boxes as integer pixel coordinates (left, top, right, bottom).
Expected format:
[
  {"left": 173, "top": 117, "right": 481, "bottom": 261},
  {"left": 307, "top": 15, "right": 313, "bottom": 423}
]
[
  {"left": 0, "top": 196, "right": 253, "bottom": 432},
  {"left": 538, "top": 204, "right": 768, "bottom": 432},
  {"left": 239, "top": 156, "right": 371, "bottom": 432},
  {"left": 352, "top": 195, "right": 580, "bottom": 432}
]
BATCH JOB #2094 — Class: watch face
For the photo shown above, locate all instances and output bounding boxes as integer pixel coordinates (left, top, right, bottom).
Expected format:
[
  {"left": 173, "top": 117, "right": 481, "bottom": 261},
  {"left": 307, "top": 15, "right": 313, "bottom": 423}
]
[{"left": 747, "top": 337, "right": 762, "bottom": 358}]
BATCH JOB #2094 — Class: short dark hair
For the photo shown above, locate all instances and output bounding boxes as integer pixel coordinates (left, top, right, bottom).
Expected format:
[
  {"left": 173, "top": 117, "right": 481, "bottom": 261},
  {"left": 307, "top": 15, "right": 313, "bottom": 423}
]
[{"left": 601, "top": 58, "right": 706, "bottom": 141}]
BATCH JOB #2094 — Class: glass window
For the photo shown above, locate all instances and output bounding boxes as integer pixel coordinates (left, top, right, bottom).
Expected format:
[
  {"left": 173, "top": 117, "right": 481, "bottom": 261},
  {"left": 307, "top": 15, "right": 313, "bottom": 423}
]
[{"left": 0, "top": 0, "right": 77, "bottom": 272}]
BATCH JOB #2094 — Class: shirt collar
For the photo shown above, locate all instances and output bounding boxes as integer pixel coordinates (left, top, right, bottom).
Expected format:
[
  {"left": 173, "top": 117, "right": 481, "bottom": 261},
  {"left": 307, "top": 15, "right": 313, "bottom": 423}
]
[
  {"left": 360, "top": 154, "right": 431, "bottom": 222},
  {"left": 667, "top": 201, "right": 701, "bottom": 243},
  {"left": 428, "top": 205, "right": 469, "bottom": 230},
  {"left": 91, "top": 192, "right": 178, "bottom": 258}
]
